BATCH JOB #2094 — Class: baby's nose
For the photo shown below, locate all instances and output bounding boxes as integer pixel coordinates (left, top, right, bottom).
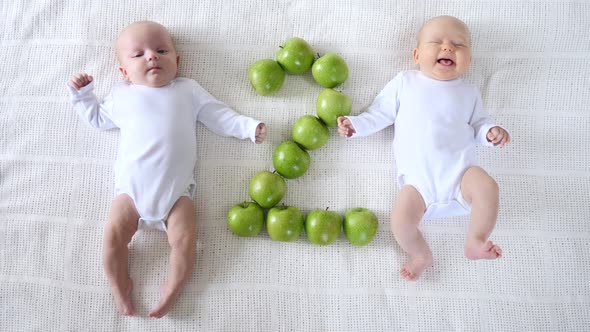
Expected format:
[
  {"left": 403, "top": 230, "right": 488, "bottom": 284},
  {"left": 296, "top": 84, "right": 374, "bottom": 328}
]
[
  {"left": 147, "top": 52, "right": 159, "bottom": 61},
  {"left": 442, "top": 44, "right": 455, "bottom": 52}
]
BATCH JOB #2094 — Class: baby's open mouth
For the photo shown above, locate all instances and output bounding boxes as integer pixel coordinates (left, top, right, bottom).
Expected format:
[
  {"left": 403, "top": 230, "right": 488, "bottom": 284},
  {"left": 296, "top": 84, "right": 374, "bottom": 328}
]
[{"left": 437, "top": 58, "right": 454, "bottom": 66}]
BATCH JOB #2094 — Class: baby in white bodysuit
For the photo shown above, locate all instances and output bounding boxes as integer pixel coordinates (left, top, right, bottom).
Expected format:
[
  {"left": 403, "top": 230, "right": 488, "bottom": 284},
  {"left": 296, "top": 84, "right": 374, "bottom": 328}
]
[
  {"left": 67, "top": 21, "right": 267, "bottom": 318},
  {"left": 338, "top": 16, "right": 510, "bottom": 281}
]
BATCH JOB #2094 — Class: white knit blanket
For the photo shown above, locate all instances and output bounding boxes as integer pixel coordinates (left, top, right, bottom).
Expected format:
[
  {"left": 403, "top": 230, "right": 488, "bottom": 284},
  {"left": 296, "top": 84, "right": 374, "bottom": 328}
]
[{"left": 1, "top": 1, "right": 589, "bottom": 331}]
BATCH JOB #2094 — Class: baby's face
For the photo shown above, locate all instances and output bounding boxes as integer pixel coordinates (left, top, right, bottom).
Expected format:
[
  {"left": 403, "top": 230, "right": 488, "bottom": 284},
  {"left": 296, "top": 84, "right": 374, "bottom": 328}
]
[
  {"left": 413, "top": 17, "right": 472, "bottom": 81},
  {"left": 116, "top": 22, "right": 179, "bottom": 87}
]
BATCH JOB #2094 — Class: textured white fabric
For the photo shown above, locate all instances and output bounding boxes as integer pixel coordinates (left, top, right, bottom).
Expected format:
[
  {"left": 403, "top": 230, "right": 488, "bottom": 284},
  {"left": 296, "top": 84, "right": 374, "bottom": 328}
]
[{"left": 1, "top": 1, "right": 589, "bottom": 331}]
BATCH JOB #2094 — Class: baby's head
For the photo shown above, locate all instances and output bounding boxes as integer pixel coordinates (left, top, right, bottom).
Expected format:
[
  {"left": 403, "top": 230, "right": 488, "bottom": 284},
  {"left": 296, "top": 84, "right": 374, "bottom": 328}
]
[
  {"left": 413, "top": 16, "right": 472, "bottom": 81},
  {"left": 116, "top": 21, "right": 179, "bottom": 87}
]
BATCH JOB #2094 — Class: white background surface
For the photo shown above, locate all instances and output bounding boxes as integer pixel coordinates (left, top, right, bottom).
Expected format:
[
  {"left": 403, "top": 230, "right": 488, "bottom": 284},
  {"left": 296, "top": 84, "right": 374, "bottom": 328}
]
[{"left": 1, "top": 1, "right": 589, "bottom": 331}]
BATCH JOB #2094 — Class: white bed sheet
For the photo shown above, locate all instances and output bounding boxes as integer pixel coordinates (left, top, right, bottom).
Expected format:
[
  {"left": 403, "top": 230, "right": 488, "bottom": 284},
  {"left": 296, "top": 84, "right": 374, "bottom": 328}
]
[{"left": 1, "top": 1, "right": 589, "bottom": 331}]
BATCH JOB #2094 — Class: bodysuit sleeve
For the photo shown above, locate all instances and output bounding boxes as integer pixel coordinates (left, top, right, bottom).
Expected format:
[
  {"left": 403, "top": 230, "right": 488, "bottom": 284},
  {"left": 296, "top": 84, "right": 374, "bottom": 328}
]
[
  {"left": 470, "top": 89, "right": 508, "bottom": 147},
  {"left": 67, "top": 81, "right": 117, "bottom": 130},
  {"left": 345, "top": 72, "right": 402, "bottom": 138},
  {"left": 192, "top": 81, "right": 261, "bottom": 143}
]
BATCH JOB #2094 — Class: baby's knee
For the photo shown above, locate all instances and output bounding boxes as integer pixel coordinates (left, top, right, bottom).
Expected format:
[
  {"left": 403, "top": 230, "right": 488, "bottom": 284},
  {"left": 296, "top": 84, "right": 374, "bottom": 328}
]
[
  {"left": 389, "top": 200, "right": 424, "bottom": 234},
  {"left": 485, "top": 175, "right": 499, "bottom": 191},
  {"left": 167, "top": 229, "right": 196, "bottom": 252},
  {"left": 477, "top": 175, "right": 499, "bottom": 199},
  {"left": 103, "top": 222, "right": 136, "bottom": 248},
  {"left": 389, "top": 214, "right": 420, "bottom": 235}
]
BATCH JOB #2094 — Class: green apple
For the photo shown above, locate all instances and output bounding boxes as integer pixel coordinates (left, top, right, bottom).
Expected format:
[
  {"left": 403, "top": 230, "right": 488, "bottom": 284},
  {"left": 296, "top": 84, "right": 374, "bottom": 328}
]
[
  {"left": 276, "top": 37, "right": 315, "bottom": 75},
  {"left": 227, "top": 201, "right": 264, "bottom": 237},
  {"left": 266, "top": 205, "right": 304, "bottom": 242},
  {"left": 272, "top": 141, "right": 310, "bottom": 179},
  {"left": 311, "top": 52, "right": 349, "bottom": 88},
  {"left": 292, "top": 115, "right": 329, "bottom": 150},
  {"left": 305, "top": 209, "right": 342, "bottom": 245},
  {"left": 248, "top": 171, "right": 287, "bottom": 208},
  {"left": 343, "top": 208, "right": 379, "bottom": 246},
  {"left": 248, "top": 59, "right": 286, "bottom": 96},
  {"left": 316, "top": 88, "right": 352, "bottom": 127}
]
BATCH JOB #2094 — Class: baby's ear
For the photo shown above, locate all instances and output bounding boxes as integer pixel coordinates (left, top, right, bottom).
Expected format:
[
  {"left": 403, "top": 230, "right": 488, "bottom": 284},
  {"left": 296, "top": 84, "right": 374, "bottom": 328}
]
[
  {"left": 118, "top": 67, "right": 128, "bottom": 79},
  {"left": 412, "top": 48, "right": 420, "bottom": 64},
  {"left": 176, "top": 55, "right": 180, "bottom": 65}
]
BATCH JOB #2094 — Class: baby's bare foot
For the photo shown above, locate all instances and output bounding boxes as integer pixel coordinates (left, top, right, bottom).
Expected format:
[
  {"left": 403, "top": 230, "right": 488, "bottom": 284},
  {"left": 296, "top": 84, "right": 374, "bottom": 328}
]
[
  {"left": 400, "top": 255, "right": 432, "bottom": 281},
  {"left": 465, "top": 240, "right": 502, "bottom": 260},
  {"left": 148, "top": 281, "right": 180, "bottom": 318},
  {"left": 112, "top": 279, "right": 135, "bottom": 316}
]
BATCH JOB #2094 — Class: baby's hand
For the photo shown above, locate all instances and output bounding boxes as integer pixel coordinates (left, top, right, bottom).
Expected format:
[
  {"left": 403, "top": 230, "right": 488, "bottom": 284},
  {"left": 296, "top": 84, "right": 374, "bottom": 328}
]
[
  {"left": 337, "top": 116, "right": 356, "bottom": 138},
  {"left": 68, "top": 73, "right": 93, "bottom": 91},
  {"left": 255, "top": 123, "right": 267, "bottom": 144},
  {"left": 487, "top": 126, "right": 510, "bottom": 148}
]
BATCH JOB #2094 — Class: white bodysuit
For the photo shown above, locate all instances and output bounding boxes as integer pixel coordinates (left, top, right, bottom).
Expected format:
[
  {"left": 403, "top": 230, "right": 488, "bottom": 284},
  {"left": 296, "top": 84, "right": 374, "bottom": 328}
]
[
  {"left": 347, "top": 70, "right": 504, "bottom": 220},
  {"left": 68, "top": 78, "right": 261, "bottom": 231}
]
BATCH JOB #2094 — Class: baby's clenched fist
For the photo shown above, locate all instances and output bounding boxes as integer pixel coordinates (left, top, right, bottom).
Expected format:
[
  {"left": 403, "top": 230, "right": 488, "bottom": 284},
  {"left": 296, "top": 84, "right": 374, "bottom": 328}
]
[{"left": 68, "top": 73, "right": 93, "bottom": 90}]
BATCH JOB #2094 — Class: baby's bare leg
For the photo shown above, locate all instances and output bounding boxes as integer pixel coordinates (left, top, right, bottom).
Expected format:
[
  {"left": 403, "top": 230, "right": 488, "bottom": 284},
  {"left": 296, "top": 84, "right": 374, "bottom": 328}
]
[
  {"left": 102, "top": 194, "right": 139, "bottom": 316},
  {"left": 460, "top": 166, "right": 502, "bottom": 260},
  {"left": 148, "top": 197, "right": 196, "bottom": 318},
  {"left": 390, "top": 186, "right": 430, "bottom": 281}
]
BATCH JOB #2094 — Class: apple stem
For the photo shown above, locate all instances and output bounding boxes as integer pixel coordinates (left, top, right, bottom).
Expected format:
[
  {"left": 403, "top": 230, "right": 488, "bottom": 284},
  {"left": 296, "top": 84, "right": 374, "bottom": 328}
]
[
  {"left": 279, "top": 46, "right": 283, "bottom": 49},
  {"left": 325, "top": 207, "right": 329, "bottom": 211},
  {"left": 316, "top": 52, "right": 321, "bottom": 59}
]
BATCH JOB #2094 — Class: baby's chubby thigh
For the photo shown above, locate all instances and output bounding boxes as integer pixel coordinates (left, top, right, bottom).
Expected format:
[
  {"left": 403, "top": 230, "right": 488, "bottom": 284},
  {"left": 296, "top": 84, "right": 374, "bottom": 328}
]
[
  {"left": 459, "top": 166, "right": 499, "bottom": 205},
  {"left": 166, "top": 196, "right": 197, "bottom": 243},
  {"left": 105, "top": 194, "right": 141, "bottom": 243}
]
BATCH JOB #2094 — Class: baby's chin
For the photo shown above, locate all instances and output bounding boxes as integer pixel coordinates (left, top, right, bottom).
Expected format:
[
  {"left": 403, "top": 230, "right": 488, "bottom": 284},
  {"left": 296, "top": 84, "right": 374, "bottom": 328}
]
[
  {"left": 130, "top": 75, "right": 177, "bottom": 87},
  {"left": 435, "top": 73, "right": 461, "bottom": 81},
  {"left": 422, "top": 67, "right": 464, "bottom": 81}
]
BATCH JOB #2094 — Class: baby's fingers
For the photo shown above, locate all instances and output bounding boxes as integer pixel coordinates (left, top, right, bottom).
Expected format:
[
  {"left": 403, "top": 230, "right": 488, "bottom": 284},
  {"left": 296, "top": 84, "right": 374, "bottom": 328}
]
[
  {"left": 338, "top": 126, "right": 355, "bottom": 138},
  {"left": 255, "top": 123, "right": 267, "bottom": 144},
  {"left": 493, "top": 131, "right": 504, "bottom": 144},
  {"left": 486, "top": 130, "right": 497, "bottom": 143},
  {"left": 68, "top": 77, "right": 82, "bottom": 90},
  {"left": 68, "top": 74, "right": 93, "bottom": 90},
  {"left": 257, "top": 123, "right": 267, "bottom": 135},
  {"left": 337, "top": 117, "right": 355, "bottom": 137},
  {"left": 337, "top": 127, "right": 347, "bottom": 137},
  {"left": 80, "top": 74, "right": 93, "bottom": 86},
  {"left": 499, "top": 134, "right": 511, "bottom": 148}
]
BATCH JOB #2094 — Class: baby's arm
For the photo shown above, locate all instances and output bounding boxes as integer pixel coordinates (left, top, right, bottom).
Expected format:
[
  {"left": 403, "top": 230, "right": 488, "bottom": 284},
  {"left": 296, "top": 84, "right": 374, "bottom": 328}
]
[
  {"left": 470, "top": 89, "right": 509, "bottom": 147},
  {"left": 67, "top": 73, "right": 117, "bottom": 130},
  {"left": 338, "top": 73, "right": 402, "bottom": 138},
  {"left": 338, "top": 91, "right": 397, "bottom": 138},
  {"left": 198, "top": 103, "right": 262, "bottom": 143},
  {"left": 192, "top": 81, "right": 262, "bottom": 143}
]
